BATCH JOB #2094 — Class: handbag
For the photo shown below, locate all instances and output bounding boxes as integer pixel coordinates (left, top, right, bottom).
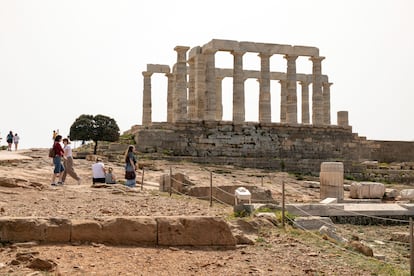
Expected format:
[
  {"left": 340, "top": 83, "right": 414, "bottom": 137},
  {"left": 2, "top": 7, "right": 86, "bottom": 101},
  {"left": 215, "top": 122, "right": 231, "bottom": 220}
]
[{"left": 125, "top": 171, "right": 136, "bottom": 180}]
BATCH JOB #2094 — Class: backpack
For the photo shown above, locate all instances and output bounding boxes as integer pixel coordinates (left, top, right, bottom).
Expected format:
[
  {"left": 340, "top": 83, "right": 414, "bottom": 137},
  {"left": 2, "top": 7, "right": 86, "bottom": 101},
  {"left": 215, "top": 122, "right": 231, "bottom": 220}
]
[{"left": 48, "top": 147, "right": 56, "bottom": 158}]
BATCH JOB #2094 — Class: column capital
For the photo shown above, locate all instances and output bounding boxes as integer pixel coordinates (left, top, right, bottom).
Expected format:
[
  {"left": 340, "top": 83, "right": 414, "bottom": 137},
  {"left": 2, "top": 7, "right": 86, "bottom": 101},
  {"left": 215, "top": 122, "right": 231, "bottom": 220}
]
[
  {"left": 142, "top": 71, "right": 153, "bottom": 77},
  {"left": 299, "top": 80, "right": 310, "bottom": 86},
  {"left": 174, "top": 45, "right": 190, "bottom": 53},
  {"left": 231, "top": 49, "right": 246, "bottom": 56},
  {"left": 258, "top": 52, "right": 272, "bottom": 59},
  {"left": 284, "top": 54, "right": 298, "bottom": 61},
  {"left": 323, "top": 82, "right": 333, "bottom": 88},
  {"left": 309, "top": 56, "right": 325, "bottom": 62}
]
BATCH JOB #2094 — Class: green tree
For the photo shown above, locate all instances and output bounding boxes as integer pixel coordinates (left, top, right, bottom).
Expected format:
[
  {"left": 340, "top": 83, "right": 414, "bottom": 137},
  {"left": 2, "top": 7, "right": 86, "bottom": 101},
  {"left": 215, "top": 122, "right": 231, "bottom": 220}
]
[{"left": 69, "top": 114, "right": 120, "bottom": 154}]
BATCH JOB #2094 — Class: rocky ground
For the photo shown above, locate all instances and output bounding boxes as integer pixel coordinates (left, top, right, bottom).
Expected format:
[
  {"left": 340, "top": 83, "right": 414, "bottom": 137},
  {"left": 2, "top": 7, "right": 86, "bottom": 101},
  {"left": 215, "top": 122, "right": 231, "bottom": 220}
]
[{"left": 0, "top": 149, "right": 412, "bottom": 275}]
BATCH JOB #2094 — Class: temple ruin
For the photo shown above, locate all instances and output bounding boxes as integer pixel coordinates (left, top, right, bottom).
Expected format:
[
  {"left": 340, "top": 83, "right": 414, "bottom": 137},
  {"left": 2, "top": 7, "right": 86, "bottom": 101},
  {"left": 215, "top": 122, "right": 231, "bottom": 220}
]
[
  {"left": 141, "top": 39, "right": 348, "bottom": 128},
  {"left": 129, "top": 39, "right": 414, "bottom": 176}
]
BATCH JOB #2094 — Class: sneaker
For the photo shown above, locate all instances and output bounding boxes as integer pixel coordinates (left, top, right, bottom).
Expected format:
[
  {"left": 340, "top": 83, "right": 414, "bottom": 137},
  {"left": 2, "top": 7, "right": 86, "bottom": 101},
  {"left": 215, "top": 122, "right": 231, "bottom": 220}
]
[
  {"left": 51, "top": 183, "right": 57, "bottom": 186},
  {"left": 57, "top": 181, "right": 63, "bottom": 185}
]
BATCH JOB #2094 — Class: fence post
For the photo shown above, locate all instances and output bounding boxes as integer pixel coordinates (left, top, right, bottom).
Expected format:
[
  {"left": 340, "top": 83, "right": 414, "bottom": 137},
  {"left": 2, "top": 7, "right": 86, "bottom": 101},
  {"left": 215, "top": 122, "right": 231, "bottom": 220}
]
[
  {"left": 261, "top": 176, "right": 264, "bottom": 187},
  {"left": 282, "top": 180, "right": 285, "bottom": 228},
  {"left": 169, "top": 167, "right": 172, "bottom": 197},
  {"left": 410, "top": 217, "right": 413, "bottom": 276},
  {"left": 210, "top": 171, "right": 213, "bottom": 207},
  {"left": 141, "top": 167, "right": 144, "bottom": 191}
]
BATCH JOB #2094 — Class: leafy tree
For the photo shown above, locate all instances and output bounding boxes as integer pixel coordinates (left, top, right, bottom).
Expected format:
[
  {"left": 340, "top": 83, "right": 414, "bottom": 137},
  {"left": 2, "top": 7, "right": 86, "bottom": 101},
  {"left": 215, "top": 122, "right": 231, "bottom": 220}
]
[{"left": 69, "top": 114, "right": 120, "bottom": 154}]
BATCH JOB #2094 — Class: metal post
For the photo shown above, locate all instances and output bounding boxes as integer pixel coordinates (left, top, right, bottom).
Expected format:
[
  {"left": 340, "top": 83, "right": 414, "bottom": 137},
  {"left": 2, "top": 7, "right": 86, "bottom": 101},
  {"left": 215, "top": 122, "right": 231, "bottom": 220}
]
[
  {"left": 410, "top": 217, "right": 413, "bottom": 276},
  {"left": 210, "top": 171, "right": 213, "bottom": 207},
  {"left": 141, "top": 167, "right": 144, "bottom": 191},
  {"left": 169, "top": 167, "right": 172, "bottom": 197},
  {"left": 282, "top": 180, "right": 285, "bottom": 228}
]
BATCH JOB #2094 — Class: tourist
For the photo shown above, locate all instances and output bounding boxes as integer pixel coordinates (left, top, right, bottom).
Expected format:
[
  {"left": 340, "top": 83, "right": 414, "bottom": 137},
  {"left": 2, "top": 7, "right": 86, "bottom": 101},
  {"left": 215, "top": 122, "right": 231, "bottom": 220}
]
[
  {"left": 105, "top": 167, "right": 116, "bottom": 184},
  {"left": 61, "top": 138, "right": 81, "bottom": 185},
  {"left": 13, "top": 133, "right": 20, "bottom": 151},
  {"left": 51, "top": 135, "right": 65, "bottom": 186},
  {"left": 124, "top": 145, "right": 137, "bottom": 187},
  {"left": 92, "top": 158, "right": 106, "bottom": 185},
  {"left": 6, "top": 131, "right": 13, "bottom": 151}
]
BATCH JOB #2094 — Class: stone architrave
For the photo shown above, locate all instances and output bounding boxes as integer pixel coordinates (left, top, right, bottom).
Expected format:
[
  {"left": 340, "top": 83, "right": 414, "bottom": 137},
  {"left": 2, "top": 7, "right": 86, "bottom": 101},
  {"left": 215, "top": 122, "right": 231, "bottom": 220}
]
[
  {"left": 142, "top": 71, "right": 153, "bottom": 126},
  {"left": 232, "top": 50, "right": 245, "bottom": 123},
  {"left": 323, "top": 82, "right": 332, "bottom": 125},
  {"left": 299, "top": 80, "right": 310, "bottom": 124},
  {"left": 204, "top": 49, "right": 217, "bottom": 121},
  {"left": 310, "top": 56, "right": 325, "bottom": 125},
  {"left": 259, "top": 52, "right": 272, "bottom": 123},
  {"left": 285, "top": 55, "right": 298, "bottom": 123},
  {"left": 279, "top": 80, "right": 287, "bottom": 123},
  {"left": 173, "top": 46, "right": 190, "bottom": 122}
]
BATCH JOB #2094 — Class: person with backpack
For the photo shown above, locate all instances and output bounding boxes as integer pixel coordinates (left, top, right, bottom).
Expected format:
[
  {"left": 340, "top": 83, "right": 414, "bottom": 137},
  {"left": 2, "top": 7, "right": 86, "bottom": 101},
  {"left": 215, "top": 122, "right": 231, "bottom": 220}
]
[
  {"left": 6, "top": 131, "right": 13, "bottom": 151},
  {"left": 51, "top": 135, "right": 65, "bottom": 186}
]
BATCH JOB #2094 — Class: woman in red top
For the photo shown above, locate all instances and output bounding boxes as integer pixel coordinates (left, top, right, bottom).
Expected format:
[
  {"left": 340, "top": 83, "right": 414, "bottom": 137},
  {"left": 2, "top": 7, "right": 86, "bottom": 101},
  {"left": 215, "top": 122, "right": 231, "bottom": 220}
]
[{"left": 51, "top": 135, "right": 65, "bottom": 186}]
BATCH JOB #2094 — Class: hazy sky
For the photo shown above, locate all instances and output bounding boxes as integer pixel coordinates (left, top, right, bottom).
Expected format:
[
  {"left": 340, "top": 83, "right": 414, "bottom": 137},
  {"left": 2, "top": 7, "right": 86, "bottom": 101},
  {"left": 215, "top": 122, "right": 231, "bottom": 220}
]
[{"left": 1, "top": 0, "right": 413, "bottom": 149}]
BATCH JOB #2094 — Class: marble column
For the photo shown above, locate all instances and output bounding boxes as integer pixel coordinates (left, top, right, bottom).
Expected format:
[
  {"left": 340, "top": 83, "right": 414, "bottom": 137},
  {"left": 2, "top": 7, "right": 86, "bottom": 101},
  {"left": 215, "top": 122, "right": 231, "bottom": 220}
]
[
  {"left": 215, "top": 76, "right": 224, "bottom": 121},
  {"left": 299, "top": 80, "right": 310, "bottom": 124},
  {"left": 187, "top": 58, "right": 197, "bottom": 120},
  {"left": 279, "top": 80, "right": 287, "bottom": 123},
  {"left": 194, "top": 51, "right": 206, "bottom": 120},
  {"left": 166, "top": 72, "right": 174, "bottom": 123},
  {"left": 173, "top": 46, "right": 190, "bottom": 122},
  {"left": 310, "top": 56, "right": 325, "bottom": 125},
  {"left": 322, "top": 82, "right": 333, "bottom": 125},
  {"left": 259, "top": 52, "right": 272, "bottom": 123},
  {"left": 285, "top": 55, "right": 298, "bottom": 124},
  {"left": 142, "top": 71, "right": 153, "bottom": 126},
  {"left": 232, "top": 50, "right": 245, "bottom": 123},
  {"left": 337, "top": 111, "right": 349, "bottom": 127},
  {"left": 204, "top": 49, "right": 217, "bottom": 121}
]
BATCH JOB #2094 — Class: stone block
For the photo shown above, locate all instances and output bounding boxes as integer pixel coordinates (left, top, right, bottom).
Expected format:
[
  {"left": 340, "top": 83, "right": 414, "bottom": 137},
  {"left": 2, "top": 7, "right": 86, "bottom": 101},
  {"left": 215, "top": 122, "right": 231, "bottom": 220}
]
[
  {"left": 400, "top": 189, "right": 414, "bottom": 200},
  {"left": 157, "top": 216, "right": 236, "bottom": 246},
  {"left": 349, "top": 182, "right": 385, "bottom": 199},
  {"left": 0, "top": 217, "right": 71, "bottom": 243},
  {"left": 293, "top": 216, "right": 334, "bottom": 230}
]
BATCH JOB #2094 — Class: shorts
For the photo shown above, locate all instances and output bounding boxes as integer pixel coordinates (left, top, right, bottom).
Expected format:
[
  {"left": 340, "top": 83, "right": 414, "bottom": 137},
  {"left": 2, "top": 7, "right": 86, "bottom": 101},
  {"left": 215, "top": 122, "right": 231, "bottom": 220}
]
[{"left": 53, "top": 156, "right": 65, "bottom": 174}]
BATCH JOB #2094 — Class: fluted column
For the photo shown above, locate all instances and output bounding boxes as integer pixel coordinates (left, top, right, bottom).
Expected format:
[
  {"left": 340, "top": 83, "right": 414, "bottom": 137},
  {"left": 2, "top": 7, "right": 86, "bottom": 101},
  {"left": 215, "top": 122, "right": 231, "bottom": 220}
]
[
  {"left": 322, "top": 82, "right": 332, "bottom": 125},
  {"left": 187, "top": 58, "right": 197, "bottom": 120},
  {"left": 310, "top": 56, "right": 325, "bottom": 125},
  {"left": 279, "top": 80, "right": 287, "bottom": 123},
  {"left": 194, "top": 51, "right": 206, "bottom": 120},
  {"left": 142, "top": 71, "right": 153, "bottom": 126},
  {"left": 204, "top": 49, "right": 217, "bottom": 121},
  {"left": 232, "top": 50, "right": 245, "bottom": 123},
  {"left": 299, "top": 80, "right": 310, "bottom": 124},
  {"left": 166, "top": 72, "right": 174, "bottom": 123},
  {"left": 259, "top": 52, "right": 272, "bottom": 123},
  {"left": 173, "top": 46, "right": 190, "bottom": 122},
  {"left": 285, "top": 55, "right": 298, "bottom": 124},
  {"left": 215, "top": 76, "right": 224, "bottom": 121}
]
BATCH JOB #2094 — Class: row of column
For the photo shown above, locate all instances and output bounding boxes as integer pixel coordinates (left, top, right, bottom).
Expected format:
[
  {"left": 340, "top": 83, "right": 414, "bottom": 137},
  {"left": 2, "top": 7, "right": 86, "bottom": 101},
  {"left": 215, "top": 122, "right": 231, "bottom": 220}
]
[{"left": 142, "top": 47, "right": 332, "bottom": 126}]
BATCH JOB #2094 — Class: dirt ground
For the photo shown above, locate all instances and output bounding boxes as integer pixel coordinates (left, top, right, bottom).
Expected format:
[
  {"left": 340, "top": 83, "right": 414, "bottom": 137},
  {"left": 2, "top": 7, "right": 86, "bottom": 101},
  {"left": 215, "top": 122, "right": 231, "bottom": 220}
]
[{"left": 0, "top": 149, "right": 411, "bottom": 275}]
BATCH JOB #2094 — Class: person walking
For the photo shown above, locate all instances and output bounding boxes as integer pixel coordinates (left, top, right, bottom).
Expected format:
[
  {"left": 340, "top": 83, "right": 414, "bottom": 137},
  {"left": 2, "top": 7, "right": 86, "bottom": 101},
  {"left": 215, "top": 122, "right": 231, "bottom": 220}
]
[
  {"left": 6, "top": 131, "right": 13, "bottom": 151},
  {"left": 124, "top": 145, "right": 137, "bottom": 187},
  {"left": 13, "top": 133, "right": 20, "bottom": 151},
  {"left": 51, "top": 135, "right": 65, "bottom": 186},
  {"left": 61, "top": 138, "right": 81, "bottom": 185}
]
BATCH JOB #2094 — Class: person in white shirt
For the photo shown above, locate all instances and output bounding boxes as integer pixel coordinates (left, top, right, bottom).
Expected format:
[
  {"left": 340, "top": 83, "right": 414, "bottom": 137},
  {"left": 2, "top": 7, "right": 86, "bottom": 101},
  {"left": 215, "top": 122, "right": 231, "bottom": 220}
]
[
  {"left": 92, "top": 158, "right": 106, "bottom": 184},
  {"left": 13, "top": 133, "right": 20, "bottom": 151},
  {"left": 61, "top": 138, "right": 81, "bottom": 185}
]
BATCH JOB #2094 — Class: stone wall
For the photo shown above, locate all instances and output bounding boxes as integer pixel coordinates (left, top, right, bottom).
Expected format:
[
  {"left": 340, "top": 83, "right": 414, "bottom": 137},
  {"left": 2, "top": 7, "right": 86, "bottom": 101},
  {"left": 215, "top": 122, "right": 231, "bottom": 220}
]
[{"left": 132, "top": 121, "right": 414, "bottom": 175}]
